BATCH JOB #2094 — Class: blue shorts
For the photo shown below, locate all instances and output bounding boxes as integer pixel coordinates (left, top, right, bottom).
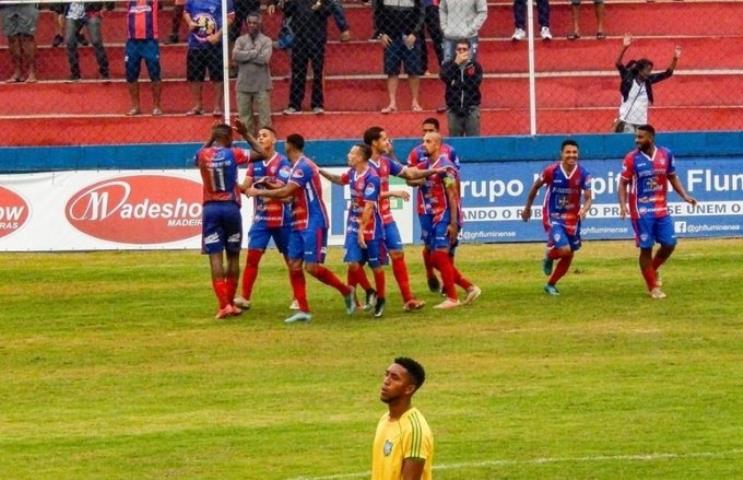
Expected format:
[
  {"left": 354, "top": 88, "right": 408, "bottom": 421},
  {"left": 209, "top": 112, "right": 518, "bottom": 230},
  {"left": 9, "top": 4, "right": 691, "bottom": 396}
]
[
  {"left": 428, "top": 220, "right": 457, "bottom": 251},
  {"left": 383, "top": 222, "right": 403, "bottom": 252},
  {"left": 343, "top": 234, "right": 388, "bottom": 268},
  {"left": 201, "top": 202, "right": 242, "bottom": 255},
  {"left": 383, "top": 37, "right": 424, "bottom": 76},
  {"left": 125, "top": 39, "right": 161, "bottom": 83},
  {"left": 288, "top": 226, "right": 328, "bottom": 264},
  {"left": 248, "top": 223, "right": 290, "bottom": 254},
  {"left": 547, "top": 224, "right": 582, "bottom": 252},
  {"left": 632, "top": 215, "right": 677, "bottom": 249},
  {"left": 419, "top": 213, "right": 432, "bottom": 243}
]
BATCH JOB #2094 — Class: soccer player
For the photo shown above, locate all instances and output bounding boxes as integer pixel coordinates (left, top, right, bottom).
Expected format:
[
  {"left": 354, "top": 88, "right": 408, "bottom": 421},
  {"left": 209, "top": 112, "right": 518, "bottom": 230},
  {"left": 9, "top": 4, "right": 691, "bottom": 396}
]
[
  {"left": 195, "top": 120, "right": 264, "bottom": 319},
  {"left": 618, "top": 124, "right": 697, "bottom": 298},
  {"left": 406, "top": 118, "right": 460, "bottom": 293},
  {"left": 418, "top": 132, "right": 480, "bottom": 309},
  {"left": 234, "top": 126, "right": 292, "bottom": 311},
  {"left": 246, "top": 134, "right": 355, "bottom": 323},
  {"left": 372, "top": 357, "right": 434, "bottom": 480},
  {"left": 365, "top": 126, "right": 440, "bottom": 311},
  {"left": 338, "top": 144, "right": 387, "bottom": 318},
  {"left": 521, "top": 139, "right": 593, "bottom": 296}
]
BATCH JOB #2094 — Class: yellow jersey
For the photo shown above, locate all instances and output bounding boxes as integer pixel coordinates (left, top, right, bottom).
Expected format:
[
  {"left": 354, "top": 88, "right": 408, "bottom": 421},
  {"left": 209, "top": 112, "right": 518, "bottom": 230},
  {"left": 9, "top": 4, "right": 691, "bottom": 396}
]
[{"left": 371, "top": 407, "right": 434, "bottom": 480}]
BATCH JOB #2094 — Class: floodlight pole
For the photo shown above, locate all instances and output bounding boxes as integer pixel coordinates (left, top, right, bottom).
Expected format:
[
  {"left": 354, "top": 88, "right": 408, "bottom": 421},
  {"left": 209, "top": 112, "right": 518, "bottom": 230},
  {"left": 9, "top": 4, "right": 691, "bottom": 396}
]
[{"left": 526, "top": 0, "right": 537, "bottom": 136}]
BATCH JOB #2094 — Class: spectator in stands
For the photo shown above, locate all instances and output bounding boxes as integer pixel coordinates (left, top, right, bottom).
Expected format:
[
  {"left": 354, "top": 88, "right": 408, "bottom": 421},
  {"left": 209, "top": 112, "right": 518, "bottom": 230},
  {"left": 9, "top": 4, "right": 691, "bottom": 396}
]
[
  {"left": 440, "top": 0, "right": 487, "bottom": 63},
  {"left": 511, "top": 0, "right": 552, "bottom": 41},
  {"left": 230, "top": 0, "right": 261, "bottom": 44},
  {"left": 233, "top": 12, "right": 273, "bottom": 132},
  {"left": 378, "top": 0, "right": 425, "bottom": 113},
  {"left": 2, "top": 2, "right": 39, "bottom": 82},
  {"left": 440, "top": 38, "right": 482, "bottom": 136},
  {"left": 126, "top": 0, "right": 163, "bottom": 116},
  {"left": 614, "top": 34, "right": 681, "bottom": 133},
  {"left": 568, "top": 0, "right": 605, "bottom": 40},
  {"left": 168, "top": 0, "right": 186, "bottom": 43},
  {"left": 419, "top": 0, "right": 444, "bottom": 74},
  {"left": 283, "top": 0, "right": 350, "bottom": 115},
  {"left": 65, "top": 2, "right": 113, "bottom": 82},
  {"left": 184, "top": 0, "right": 234, "bottom": 116}
]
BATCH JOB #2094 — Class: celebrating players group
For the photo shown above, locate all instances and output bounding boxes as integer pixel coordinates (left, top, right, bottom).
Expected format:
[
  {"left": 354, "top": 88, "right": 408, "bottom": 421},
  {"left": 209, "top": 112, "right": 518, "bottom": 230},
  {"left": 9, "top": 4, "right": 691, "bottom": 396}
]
[{"left": 195, "top": 120, "right": 697, "bottom": 322}]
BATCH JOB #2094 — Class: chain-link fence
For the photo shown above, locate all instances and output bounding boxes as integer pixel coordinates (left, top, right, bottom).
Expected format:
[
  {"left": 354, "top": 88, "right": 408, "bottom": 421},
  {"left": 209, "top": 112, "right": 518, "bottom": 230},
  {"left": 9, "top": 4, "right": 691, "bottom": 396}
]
[{"left": 1, "top": 0, "right": 741, "bottom": 146}]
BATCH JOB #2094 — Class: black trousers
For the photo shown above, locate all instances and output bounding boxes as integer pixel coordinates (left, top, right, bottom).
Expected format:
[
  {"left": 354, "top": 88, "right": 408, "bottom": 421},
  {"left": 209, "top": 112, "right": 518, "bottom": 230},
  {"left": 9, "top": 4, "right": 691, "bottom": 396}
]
[
  {"left": 419, "top": 5, "right": 444, "bottom": 71},
  {"left": 289, "top": 39, "right": 326, "bottom": 109}
]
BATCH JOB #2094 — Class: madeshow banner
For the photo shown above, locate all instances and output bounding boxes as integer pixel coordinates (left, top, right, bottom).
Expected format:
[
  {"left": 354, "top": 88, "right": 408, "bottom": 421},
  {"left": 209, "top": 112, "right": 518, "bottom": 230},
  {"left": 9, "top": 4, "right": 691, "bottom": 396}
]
[{"left": 0, "top": 159, "right": 741, "bottom": 251}]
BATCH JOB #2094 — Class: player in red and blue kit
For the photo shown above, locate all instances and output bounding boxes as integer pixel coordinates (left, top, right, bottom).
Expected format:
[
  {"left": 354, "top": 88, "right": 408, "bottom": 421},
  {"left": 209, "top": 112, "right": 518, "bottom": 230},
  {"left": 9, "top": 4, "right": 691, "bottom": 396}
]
[
  {"left": 195, "top": 120, "right": 265, "bottom": 319},
  {"left": 340, "top": 144, "right": 388, "bottom": 318},
  {"left": 246, "top": 134, "right": 355, "bottom": 323},
  {"left": 406, "top": 117, "right": 459, "bottom": 293},
  {"left": 618, "top": 124, "right": 697, "bottom": 299},
  {"left": 233, "top": 127, "right": 293, "bottom": 310},
  {"left": 419, "top": 132, "right": 481, "bottom": 309},
  {"left": 362, "top": 126, "right": 441, "bottom": 311},
  {"left": 522, "top": 139, "right": 593, "bottom": 296}
]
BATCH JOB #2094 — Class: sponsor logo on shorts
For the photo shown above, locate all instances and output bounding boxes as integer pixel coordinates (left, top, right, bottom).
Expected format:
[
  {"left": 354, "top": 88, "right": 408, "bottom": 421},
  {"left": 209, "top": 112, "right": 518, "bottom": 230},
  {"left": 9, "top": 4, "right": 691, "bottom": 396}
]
[
  {"left": 0, "top": 186, "right": 30, "bottom": 239},
  {"left": 227, "top": 233, "right": 241, "bottom": 243},
  {"left": 66, "top": 175, "right": 202, "bottom": 244},
  {"left": 204, "top": 232, "right": 220, "bottom": 244}
]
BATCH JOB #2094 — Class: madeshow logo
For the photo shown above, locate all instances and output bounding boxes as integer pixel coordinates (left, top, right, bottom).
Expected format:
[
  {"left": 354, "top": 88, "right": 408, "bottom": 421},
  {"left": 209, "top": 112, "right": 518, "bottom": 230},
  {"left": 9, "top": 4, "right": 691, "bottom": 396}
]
[
  {"left": 66, "top": 175, "right": 203, "bottom": 244},
  {"left": 0, "top": 186, "right": 30, "bottom": 239}
]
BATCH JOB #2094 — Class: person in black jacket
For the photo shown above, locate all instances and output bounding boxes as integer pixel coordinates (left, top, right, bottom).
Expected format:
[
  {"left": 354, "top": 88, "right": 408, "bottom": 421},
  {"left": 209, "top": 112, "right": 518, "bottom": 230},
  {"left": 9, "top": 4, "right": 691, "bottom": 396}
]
[
  {"left": 614, "top": 34, "right": 680, "bottom": 133},
  {"left": 440, "top": 38, "right": 482, "bottom": 137}
]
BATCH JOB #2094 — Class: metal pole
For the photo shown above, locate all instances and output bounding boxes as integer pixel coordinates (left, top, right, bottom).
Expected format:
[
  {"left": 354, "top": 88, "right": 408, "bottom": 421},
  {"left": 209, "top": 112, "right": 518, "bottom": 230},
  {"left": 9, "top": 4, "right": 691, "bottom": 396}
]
[
  {"left": 526, "top": 0, "right": 537, "bottom": 135},
  {"left": 221, "top": 0, "right": 231, "bottom": 124}
]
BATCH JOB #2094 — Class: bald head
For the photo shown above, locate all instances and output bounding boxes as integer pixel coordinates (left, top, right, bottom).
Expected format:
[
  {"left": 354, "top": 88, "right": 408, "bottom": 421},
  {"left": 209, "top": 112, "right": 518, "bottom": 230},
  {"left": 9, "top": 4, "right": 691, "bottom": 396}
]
[{"left": 422, "top": 132, "right": 442, "bottom": 156}]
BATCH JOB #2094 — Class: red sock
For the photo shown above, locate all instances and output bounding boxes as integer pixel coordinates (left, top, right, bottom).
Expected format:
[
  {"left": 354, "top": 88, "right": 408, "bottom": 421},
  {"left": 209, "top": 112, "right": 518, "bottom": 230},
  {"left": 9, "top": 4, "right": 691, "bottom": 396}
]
[
  {"left": 212, "top": 278, "right": 229, "bottom": 309},
  {"left": 289, "top": 269, "right": 310, "bottom": 312},
  {"left": 548, "top": 253, "right": 573, "bottom": 286},
  {"left": 391, "top": 256, "right": 413, "bottom": 302},
  {"left": 422, "top": 248, "right": 435, "bottom": 279},
  {"left": 355, "top": 267, "right": 373, "bottom": 291},
  {"left": 453, "top": 267, "right": 473, "bottom": 290},
  {"left": 225, "top": 277, "right": 238, "bottom": 304},
  {"left": 652, "top": 255, "right": 667, "bottom": 272},
  {"left": 347, "top": 268, "right": 358, "bottom": 289},
  {"left": 313, "top": 265, "right": 351, "bottom": 295},
  {"left": 241, "top": 249, "right": 263, "bottom": 299},
  {"left": 432, "top": 251, "right": 457, "bottom": 300},
  {"left": 373, "top": 269, "right": 386, "bottom": 299},
  {"left": 641, "top": 266, "right": 657, "bottom": 291}
]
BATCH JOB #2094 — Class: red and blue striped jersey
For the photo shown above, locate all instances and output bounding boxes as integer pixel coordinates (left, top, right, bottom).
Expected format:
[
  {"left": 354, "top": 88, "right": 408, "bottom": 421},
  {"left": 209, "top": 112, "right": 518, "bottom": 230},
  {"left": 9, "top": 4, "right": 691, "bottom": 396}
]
[
  {"left": 540, "top": 162, "right": 591, "bottom": 235},
  {"left": 342, "top": 167, "right": 383, "bottom": 241},
  {"left": 195, "top": 146, "right": 249, "bottom": 205},
  {"left": 407, "top": 142, "right": 459, "bottom": 215},
  {"left": 369, "top": 155, "right": 406, "bottom": 225},
  {"left": 287, "top": 156, "right": 328, "bottom": 231},
  {"left": 620, "top": 147, "right": 676, "bottom": 220},
  {"left": 419, "top": 155, "right": 461, "bottom": 225},
  {"left": 246, "top": 152, "right": 292, "bottom": 228},
  {"left": 127, "top": 0, "right": 159, "bottom": 40}
]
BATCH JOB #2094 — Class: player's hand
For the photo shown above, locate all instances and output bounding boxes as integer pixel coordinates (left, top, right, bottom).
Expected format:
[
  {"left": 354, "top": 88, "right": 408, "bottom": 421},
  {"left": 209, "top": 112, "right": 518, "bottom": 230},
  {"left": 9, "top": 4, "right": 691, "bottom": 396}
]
[
  {"left": 380, "top": 34, "right": 392, "bottom": 48},
  {"left": 622, "top": 33, "right": 631, "bottom": 48},
  {"left": 446, "top": 224, "right": 458, "bottom": 244},
  {"left": 207, "top": 33, "right": 221, "bottom": 45},
  {"left": 673, "top": 45, "right": 682, "bottom": 59},
  {"left": 232, "top": 118, "right": 248, "bottom": 137},
  {"left": 404, "top": 34, "right": 416, "bottom": 50},
  {"left": 245, "top": 187, "right": 261, "bottom": 197},
  {"left": 340, "top": 30, "right": 351, "bottom": 42},
  {"left": 685, "top": 195, "right": 698, "bottom": 207},
  {"left": 357, "top": 232, "right": 367, "bottom": 249},
  {"left": 521, "top": 207, "right": 531, "bottom": 222},
  {"left": 579, "top": 208, "right": 589, "bottom": 220},
  {"left": 393, "top": 190, "right": 410, "bottom": 202},
  {"left": 619, "top": 204, "right": 628, "bottom": 220},
  {"left": 455, "top": 50, "right": 469, "bottom": 65},
  {"left": 267, "top": 4, "right": 276, "bottom": 14}
]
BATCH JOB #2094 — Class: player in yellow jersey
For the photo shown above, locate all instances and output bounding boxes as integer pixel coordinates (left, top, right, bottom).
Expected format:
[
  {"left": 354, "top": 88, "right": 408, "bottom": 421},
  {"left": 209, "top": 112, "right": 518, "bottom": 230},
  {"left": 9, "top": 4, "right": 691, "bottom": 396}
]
[{"left": 372, "top": 357, "right": 434, "bottom": 480}]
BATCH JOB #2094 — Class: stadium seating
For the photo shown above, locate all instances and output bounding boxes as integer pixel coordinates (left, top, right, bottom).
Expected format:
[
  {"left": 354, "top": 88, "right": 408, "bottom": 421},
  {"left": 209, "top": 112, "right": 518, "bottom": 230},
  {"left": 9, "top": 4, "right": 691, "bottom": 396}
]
[{"left": 0, "top": 1, "right": 741, "bottom": 145}]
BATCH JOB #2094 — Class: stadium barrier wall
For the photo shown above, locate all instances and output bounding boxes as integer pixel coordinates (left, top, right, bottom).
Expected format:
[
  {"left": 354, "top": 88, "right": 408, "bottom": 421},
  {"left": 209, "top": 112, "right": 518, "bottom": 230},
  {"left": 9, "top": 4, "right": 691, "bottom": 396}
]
[{"left": 1, "top": 132, "right": 742, "bottom": 251}]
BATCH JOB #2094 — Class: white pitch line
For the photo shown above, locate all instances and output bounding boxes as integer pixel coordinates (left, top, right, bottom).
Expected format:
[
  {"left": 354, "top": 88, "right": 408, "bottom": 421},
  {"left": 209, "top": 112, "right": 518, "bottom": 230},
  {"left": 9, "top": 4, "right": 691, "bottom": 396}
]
[{"left": 286, "top": 449, "right": 743, "bottom": 480}]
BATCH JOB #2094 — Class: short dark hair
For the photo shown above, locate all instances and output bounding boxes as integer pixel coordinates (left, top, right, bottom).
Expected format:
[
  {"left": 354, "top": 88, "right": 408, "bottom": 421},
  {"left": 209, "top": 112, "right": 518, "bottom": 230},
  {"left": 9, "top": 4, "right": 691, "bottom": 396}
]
[
  {"left": 561, "top": 139, "right": 579, "bottom": 150},
  {"left": 354, "top": 143, "right": 372, "bottom": 161},
  {"left": 455, "top": 38, "right": 471, "bottom": 49},
  {"left": 422, "top": 118, "right": 439, "bottom": 130},
  {"left": 259, "top": 125, "right": 277, "bottom": 136},
  {"left": 286, "top": 133, "right": 305, "bottom": 151},
  {"left": 212, "top": 123, "right": 232, "bottom": 138},
  {"left": 637, "top": 124, "right": 656, "bottom": 137},
  {"left": 363, "top": 126, "right": 385, "bottom": 147},
  {"left": 394, "top": 357, "right": 425, "bottom": 391}
]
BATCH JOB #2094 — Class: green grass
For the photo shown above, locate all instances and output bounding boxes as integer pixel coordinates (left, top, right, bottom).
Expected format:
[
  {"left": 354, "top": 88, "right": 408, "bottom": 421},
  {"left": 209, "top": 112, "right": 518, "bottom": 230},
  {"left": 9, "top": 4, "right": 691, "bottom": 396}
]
[{"left": 1, "top": 239, "right": 742, "bottom": 479}]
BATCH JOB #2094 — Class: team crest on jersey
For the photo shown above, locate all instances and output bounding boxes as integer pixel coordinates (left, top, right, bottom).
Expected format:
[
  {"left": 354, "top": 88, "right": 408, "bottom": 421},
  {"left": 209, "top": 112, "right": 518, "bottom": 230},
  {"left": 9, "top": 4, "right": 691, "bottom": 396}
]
[
  {"left": 365, "top": 184, "right": 376, "bottom": 196},
  {"left": 292, "top": 169, "right": 305, "bottom": 179},
  {"left": 383, "top": 440, "right": 393, "bottom": 456},
  {"left": 553, "top": 232, "right": 561, "bottom": 242},
  {"left": 640, "top": 233, "right": 649, "bottom": 241},
  {"left": 279, "top": 166, "right": 291, "bottom": 178}
]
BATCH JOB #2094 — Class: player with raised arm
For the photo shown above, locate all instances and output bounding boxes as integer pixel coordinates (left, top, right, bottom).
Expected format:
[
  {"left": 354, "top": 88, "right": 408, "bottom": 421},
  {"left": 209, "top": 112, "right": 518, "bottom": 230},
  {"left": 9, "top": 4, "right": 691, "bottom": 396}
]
[
  {"left": 418, "top": 132, "right": 480, "bottom": 309},
  {"left": 406, "top": 118, "right": 460, "bottom": 293},
  {"left": 618, "top": 124, "right": 697, "bottom": 298},
  {"left": 521, "top": 139, "right": 593, "bottom": 295},
  {"left": 246, "top": 134, "right": 355, "bottom": 323},
  {"left": 195, "top": 120, "right": 265, "bottom": 319},
  {"left": 233, "top": 126, "right": 293, "bottom": 311}
]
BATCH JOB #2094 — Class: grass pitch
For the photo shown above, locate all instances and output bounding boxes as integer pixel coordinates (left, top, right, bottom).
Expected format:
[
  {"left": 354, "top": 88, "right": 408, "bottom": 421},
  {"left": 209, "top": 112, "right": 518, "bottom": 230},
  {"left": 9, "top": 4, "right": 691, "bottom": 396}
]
[{"left": 1, "top": 239, "right": 742, "bottom": 479}]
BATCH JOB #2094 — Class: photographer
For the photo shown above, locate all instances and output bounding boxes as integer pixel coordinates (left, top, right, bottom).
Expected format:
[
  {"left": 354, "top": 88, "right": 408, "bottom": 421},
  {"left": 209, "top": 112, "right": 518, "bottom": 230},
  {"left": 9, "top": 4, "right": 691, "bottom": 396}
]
[{"left": 614, "top": 34, "right": 680, "bottom": 133}]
